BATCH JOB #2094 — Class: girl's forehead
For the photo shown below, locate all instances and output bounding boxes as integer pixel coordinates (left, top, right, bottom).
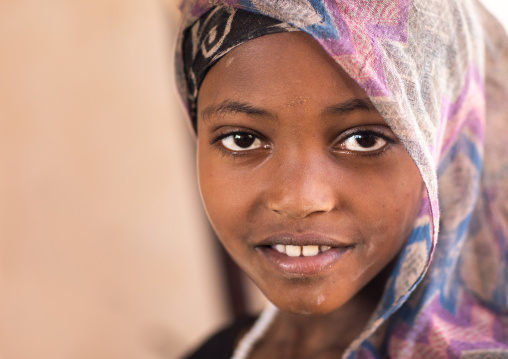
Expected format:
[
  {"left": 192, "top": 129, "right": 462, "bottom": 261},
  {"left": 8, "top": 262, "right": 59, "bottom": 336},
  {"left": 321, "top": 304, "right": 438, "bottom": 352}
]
[
  {"left": 198, "top": 32, "right": 372, "bottom": 115},
  {"left": 197, "top": 41, "right": 389, "bottom": 143}
]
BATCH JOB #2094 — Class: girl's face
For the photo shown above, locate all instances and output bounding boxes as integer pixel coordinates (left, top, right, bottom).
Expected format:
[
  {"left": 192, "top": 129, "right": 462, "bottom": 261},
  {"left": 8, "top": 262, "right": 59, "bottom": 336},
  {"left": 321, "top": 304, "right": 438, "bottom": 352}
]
[{"left": 196, "top": 32, "right": 423, "bottom": 315}]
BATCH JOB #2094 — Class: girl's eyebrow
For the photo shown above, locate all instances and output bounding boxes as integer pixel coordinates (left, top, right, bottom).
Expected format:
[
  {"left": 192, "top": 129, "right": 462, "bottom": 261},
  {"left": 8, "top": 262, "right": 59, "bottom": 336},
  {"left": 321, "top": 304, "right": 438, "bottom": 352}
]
[
  {"left": 322, "top": 98, "right": 377, "bottom": 116},
  {"left": 201, "top": 100, "right": 273, "bottom": 122},
  {"left": 200, "top": 98, "right": 376, "bottom": 123}
]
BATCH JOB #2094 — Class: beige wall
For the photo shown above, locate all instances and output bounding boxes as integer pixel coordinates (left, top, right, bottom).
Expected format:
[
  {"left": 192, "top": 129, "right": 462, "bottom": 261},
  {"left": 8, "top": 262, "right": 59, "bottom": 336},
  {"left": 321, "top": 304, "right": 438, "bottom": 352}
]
[{"left": 0, "top": 1, "right": 232, "bottom": 358}]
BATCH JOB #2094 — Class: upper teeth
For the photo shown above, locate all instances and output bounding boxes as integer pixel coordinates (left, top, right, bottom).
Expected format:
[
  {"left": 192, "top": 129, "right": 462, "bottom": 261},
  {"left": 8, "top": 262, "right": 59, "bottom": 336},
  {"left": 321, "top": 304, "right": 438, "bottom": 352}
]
[{"left": 273, "top": 244, "right": 332, "bottom": 257}]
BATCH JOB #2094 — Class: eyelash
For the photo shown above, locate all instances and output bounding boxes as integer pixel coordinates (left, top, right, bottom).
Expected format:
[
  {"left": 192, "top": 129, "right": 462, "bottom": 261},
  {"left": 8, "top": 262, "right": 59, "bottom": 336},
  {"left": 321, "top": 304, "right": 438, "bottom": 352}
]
[
  {"left": 334, "top": 130, "right": 396, "bottom": 157},
  {"left": 210, "top": 128, "right": 396, "bottom": 158},
  {"left": 210, "top": 130, "right": 267, "bottom": 158}
]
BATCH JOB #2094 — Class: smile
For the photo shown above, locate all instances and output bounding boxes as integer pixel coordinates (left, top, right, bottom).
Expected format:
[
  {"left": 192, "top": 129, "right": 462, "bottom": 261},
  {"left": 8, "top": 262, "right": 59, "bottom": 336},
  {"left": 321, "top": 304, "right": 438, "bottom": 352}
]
[
  {"left": 272, "top": 244, "right": 332, "bottom": 257},
  {"left": 256, "top": 234, "right": 354, "bottom": 276}
]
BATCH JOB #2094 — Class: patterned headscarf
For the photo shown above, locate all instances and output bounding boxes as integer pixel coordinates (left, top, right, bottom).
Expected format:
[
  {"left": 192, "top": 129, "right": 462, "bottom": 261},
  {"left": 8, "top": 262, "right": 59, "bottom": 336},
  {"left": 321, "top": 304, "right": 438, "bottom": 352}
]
[
  {"left": 182, "top": 7, "right": 298, "bottom": 129},
  {"left": 175, "top": 1, "right": 508, "bottom": 357}
]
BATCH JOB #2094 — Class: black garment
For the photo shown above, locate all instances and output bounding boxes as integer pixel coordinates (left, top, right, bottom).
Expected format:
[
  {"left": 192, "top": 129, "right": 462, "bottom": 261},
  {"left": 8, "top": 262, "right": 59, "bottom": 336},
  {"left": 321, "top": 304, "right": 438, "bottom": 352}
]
[{"left": 183, "top": 316, "right": 256, "bottom": 359}]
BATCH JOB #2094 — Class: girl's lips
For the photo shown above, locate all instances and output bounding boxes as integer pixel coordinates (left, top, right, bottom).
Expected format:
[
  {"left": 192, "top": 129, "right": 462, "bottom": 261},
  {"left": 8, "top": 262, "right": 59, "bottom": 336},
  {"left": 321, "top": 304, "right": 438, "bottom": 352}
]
[{"left": 256, "top": 246, "right": 352, "bottom": 276}]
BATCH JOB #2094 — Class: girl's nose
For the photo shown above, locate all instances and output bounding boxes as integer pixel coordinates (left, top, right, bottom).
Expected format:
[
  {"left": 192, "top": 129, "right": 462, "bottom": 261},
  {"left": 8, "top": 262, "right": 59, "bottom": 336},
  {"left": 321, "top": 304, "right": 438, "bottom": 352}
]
[{"left": 266, "top": 153, "right": 336, "bottom": 219}]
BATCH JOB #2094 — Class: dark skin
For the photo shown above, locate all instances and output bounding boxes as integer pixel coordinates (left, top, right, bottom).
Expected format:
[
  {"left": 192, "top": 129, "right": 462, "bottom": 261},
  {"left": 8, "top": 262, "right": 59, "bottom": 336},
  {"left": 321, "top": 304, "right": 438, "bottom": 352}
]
[{"left": 196, "top": 32, "right": 423, "bottom": 358}]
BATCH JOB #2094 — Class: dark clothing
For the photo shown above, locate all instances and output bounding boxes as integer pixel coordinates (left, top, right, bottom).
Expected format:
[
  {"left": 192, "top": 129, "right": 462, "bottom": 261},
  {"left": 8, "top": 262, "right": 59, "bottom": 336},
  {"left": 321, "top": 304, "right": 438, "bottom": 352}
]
[{"left": 183, "top": 316, "right": 256, "bottom": 359}]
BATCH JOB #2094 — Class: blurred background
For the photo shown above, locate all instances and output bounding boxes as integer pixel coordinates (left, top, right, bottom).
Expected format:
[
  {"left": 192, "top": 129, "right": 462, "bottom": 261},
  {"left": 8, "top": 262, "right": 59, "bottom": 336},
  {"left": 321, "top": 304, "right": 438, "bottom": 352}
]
[{"left": 0, "top": 1, "right": 506, "bottom": 358}]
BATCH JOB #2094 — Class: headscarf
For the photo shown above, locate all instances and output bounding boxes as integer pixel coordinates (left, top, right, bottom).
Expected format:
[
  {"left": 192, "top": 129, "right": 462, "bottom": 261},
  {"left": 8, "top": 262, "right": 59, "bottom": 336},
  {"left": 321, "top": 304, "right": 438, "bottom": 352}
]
[
  {"left": 175, "top": 1, "right": 508, "bottom": 357},
  {"left": 182, "top": 7, "right": 298, "bottom": 129}
]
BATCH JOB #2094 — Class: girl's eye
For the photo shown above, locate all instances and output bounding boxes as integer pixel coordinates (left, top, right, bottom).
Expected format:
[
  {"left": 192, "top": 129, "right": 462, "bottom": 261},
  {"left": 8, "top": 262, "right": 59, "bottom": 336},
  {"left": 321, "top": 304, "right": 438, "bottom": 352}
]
[
  {"left": 221, "top": 133, "right": 262, "bottom": 151},
  {"left": 340, "top": 132, "right": 388, "bottom": 152}
]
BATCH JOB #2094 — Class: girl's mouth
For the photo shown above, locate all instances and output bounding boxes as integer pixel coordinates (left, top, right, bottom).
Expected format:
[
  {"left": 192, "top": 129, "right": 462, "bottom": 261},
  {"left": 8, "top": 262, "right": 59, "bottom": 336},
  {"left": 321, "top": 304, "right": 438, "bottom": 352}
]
[
  {"left": 271, "top": 244, "right": 332, "bottom": 257},
  {"left": 256, "top": 244, "right": 353, "bottom": 277}
]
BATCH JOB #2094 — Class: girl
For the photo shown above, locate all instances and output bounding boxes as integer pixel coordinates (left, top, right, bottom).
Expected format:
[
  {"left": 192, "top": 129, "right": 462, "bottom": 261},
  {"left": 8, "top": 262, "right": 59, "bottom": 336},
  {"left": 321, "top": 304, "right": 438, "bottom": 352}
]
[{"left": 175, "top": 1, "right": 508, "bottom": 358}]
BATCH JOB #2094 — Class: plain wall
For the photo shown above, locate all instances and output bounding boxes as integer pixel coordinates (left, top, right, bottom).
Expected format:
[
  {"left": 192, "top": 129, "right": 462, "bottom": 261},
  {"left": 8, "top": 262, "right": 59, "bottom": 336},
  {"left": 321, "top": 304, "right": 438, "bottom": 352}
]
[{"left": 0, "top": 1, "right": 230, "bottom": 358}]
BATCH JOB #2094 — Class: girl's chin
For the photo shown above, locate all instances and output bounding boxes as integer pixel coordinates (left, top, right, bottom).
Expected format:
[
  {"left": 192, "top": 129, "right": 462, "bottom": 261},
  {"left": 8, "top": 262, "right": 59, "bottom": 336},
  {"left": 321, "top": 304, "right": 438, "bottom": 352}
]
[
  {"left": 265, "top": 295, "right": 344, "bottom": 316},
  {"left": 275, "top": 304, "right": 342, "bottom": 317}
]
